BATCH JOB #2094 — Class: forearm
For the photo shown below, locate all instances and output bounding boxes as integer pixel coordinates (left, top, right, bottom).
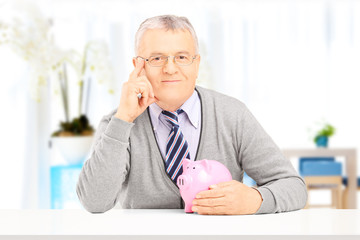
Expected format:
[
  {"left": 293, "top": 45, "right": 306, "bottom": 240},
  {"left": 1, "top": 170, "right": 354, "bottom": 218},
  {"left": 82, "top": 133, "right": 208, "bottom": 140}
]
[
  {"left": 76, "top": 115, "right": 134, "bottom": 213},
  {"left": 254, "top": 177, "right": 307, "bottom": 214},
  {"left": 239, "top": 106, "right": 307, "bottom": 214}
]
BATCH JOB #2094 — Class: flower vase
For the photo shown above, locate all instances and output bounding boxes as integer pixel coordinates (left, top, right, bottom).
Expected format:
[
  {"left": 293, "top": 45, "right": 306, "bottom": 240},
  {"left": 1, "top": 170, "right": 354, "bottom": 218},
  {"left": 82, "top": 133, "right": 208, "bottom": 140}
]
[
  {"left": 51, "top": 136, "right": 94, "bottom": 165},
  {"left": 315, "top": 136, "right": 328, "bottom": 148}
]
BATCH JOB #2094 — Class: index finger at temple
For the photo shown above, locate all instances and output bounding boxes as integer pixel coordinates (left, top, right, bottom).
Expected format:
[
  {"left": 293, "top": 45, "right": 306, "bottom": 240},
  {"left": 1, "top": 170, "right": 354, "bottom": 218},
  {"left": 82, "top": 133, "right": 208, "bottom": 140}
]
[
  {"left": 195, "top": 189, "right": 225, "bottom": 199},
  {"left": 140, "top": 75, "right": 155, "bottom": 98},
  {"left": 130, "top": 58, "right": 145, "bottom": 79},
  {"left": 139, "top": 68, "right": 146, "bottom": 77}
]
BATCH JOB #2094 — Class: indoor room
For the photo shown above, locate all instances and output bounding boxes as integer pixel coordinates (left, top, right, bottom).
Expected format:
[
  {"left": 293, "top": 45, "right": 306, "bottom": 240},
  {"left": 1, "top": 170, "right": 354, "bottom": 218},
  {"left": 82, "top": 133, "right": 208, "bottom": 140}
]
[{"left": 0, "top": 0, "right": 359, "bottom": 239}]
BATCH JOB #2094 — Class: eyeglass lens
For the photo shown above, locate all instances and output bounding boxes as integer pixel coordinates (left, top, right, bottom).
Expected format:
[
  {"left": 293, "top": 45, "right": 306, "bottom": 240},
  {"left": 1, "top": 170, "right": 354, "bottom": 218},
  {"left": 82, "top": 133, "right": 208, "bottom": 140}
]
[{"left": 148, "top": 55, "right": 193, "bottom": 66}]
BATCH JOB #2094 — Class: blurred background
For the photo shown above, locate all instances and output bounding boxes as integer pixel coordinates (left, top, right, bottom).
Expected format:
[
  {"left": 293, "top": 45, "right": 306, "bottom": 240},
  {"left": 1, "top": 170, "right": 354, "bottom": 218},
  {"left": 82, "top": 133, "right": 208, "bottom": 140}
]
[{"left": 0, "top": 0, "right": 359, "bottom": 209}]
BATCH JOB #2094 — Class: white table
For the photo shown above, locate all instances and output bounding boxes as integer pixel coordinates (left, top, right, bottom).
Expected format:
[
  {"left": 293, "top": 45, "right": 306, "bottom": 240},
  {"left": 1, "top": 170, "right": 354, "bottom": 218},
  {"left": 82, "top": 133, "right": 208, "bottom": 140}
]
[
  {"left": 1, "top": 209, "right": 360, "bottom": 239},
  {"left": 282, "top": 148, "right": 358, "bottom": 208}
]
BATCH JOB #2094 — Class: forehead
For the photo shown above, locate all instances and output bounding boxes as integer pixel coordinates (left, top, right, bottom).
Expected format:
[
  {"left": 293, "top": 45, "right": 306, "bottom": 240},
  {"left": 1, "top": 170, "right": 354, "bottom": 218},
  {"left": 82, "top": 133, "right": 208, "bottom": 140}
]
[{"left": 138, "top": 28, "right": 196, "bottom": 56}]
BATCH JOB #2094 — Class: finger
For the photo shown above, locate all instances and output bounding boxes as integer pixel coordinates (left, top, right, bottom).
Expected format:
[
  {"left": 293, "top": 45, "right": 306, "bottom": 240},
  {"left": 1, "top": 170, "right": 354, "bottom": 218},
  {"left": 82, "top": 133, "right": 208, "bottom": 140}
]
[
  {"left": 137, "top": 75, "right": 155, "bottom": 98},
  {"left": 137, "top": 87, "right": 151, "bottom": 107},
  {"left": 139, "top": 68, "right": 146, "bottom": 77},
  {"left": 135, "top": 79, "right": 154, "bottom": 100},
  {"left": 136, "top": 83, "right": 156, "bottom": 108},
  {"left": 195, "top": 189, "right": 225, "bottom": 199},
  {"left": 133, "top": 82, "right": 148, "bottom": 99},
  {"left": 130, "top": 58, "right": 145, "bottom": 79},
  {"left": 134, "top": 84, "right": 147, "bottom": 100},
  {"left": 192, "top": 196, "right": 226, "bottom": 207},
  {"left": 192, "top": 205, "right": 228, "bottom": 215}
]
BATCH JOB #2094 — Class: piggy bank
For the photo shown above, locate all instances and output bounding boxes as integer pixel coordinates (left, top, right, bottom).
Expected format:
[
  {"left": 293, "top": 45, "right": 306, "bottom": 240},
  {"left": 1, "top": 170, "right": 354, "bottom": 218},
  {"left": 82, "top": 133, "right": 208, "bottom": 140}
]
[{"left": 177, "top": 159, "right": 232, "bottom": 213}]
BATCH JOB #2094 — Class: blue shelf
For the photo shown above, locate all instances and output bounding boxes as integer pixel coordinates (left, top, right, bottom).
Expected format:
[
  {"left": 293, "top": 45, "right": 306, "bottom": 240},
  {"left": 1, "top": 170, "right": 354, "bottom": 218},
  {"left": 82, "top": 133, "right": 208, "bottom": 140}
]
[{"left": 299, "top": 157, "right": 342, "bottom": 176}]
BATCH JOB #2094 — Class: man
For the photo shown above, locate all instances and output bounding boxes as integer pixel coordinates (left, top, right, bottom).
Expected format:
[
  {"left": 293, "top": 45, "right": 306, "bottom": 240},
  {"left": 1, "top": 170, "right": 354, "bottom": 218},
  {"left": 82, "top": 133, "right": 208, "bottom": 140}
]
[{"left": 77, "top": 15, "right": 307, "bottom": 215}]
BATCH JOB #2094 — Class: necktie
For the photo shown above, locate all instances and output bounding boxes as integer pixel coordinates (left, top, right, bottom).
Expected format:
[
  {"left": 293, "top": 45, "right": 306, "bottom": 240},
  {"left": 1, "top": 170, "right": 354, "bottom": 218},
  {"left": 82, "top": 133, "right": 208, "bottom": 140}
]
[{"left": 162, "top": 109, "right": 191, "bottom": 184}]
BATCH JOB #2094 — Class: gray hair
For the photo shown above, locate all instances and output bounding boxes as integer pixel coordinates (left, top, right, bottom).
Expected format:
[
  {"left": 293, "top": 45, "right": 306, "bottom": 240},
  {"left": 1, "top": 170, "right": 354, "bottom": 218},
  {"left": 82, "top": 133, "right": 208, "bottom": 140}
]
[{"left": 134, "top": 15, "right": 199, "bottom": 55}]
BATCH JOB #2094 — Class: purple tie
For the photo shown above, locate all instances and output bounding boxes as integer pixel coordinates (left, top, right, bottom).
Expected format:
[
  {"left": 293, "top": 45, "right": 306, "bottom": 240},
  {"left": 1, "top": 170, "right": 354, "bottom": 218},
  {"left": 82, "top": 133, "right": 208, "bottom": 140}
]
[{"left": 162, "top": 109, "right": 191, "bottom": 184}]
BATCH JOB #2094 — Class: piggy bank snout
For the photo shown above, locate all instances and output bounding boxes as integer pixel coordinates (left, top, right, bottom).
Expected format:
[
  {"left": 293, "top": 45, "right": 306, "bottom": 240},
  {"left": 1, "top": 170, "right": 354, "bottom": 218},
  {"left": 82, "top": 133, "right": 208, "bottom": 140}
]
[{"left": 177, "top": 175, "right": 191, "bottom": 189}]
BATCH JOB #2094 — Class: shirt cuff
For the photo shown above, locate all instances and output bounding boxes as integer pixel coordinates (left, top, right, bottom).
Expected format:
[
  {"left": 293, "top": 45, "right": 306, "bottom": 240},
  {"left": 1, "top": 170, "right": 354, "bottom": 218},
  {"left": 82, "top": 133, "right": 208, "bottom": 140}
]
[
  {"left": 104, "top": 116, "right": 135, "bottom": 142},
  {"left": 252, "top": 186, "right": 276, "bottom": 214}
]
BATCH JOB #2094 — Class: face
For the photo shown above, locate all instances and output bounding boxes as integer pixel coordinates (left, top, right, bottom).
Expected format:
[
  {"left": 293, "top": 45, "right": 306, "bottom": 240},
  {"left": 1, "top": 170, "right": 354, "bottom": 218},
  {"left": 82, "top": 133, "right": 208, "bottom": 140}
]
[{"left": 135, "top": 28, "right": 200, "bottom": 110}]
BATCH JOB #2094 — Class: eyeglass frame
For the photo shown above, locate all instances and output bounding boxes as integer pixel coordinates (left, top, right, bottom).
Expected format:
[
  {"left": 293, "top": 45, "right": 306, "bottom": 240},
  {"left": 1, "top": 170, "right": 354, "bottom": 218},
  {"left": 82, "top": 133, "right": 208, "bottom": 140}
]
[{"left": 135, "top": 54, "right": 198, "bottom": 67}]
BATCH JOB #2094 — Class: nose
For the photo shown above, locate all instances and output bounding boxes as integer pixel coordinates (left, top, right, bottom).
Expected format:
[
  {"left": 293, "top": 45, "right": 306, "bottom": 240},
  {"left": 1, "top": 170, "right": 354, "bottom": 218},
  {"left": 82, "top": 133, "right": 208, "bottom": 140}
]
[
  {"left": 177, "top": 175, "right": 189, "bottom": 189},
  {"left": 163, "top": 56, "right": 179, "bottom": 75}
]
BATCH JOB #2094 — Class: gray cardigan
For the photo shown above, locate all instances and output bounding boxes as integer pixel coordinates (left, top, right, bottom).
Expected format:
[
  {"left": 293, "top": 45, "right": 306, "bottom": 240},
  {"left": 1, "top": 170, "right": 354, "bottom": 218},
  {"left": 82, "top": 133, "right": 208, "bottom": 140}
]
[{"left": 76, "top": 86, "right": 307, "bottom": 214}]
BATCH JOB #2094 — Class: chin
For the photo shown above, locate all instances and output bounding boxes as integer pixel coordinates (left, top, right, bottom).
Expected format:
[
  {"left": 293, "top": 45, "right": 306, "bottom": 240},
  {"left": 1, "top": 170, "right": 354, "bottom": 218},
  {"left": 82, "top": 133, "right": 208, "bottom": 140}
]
[
  {"left": 156, "top": 87, "right": 194, "bottom": 105},
  {"left": 160, "top": 95, "right": 183, "bottom": 105}
]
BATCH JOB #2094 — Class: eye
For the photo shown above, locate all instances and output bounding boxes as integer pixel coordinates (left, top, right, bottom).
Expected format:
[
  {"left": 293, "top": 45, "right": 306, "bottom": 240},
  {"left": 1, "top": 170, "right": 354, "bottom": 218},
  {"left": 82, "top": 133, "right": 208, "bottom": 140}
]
[
  {"left": 150, "top": 55, "right": 166, "bottom": 62},
  {"left": 176, "top": 55, "right": 189, "bottom": 60}
]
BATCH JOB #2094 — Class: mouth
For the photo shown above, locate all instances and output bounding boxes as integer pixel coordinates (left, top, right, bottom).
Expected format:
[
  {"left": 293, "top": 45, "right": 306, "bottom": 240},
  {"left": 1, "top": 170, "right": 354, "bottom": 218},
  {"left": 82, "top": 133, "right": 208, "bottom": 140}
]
[{"left": 162, "top": 80, "right": 181, "bottom": 83}]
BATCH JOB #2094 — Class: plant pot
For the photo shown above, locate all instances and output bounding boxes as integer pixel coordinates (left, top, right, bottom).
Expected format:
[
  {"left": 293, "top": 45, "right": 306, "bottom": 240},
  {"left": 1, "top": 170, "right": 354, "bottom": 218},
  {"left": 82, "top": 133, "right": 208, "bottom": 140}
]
[
  {"left": 51, "top": 136, "right": 94, "bottom": 165},
  {"left": 315, "top": 136, "right": 328, "bottom": 148}
]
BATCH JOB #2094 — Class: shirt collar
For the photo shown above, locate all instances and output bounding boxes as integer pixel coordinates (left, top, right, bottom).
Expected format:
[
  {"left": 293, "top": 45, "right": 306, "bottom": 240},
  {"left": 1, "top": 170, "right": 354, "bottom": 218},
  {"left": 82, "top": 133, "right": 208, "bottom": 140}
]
[
  {"left": 179, "top": 90, "right": 199, "bottom": 129},
  {"left": 149, "top": 101, "right": 163, "bottom": 131},
  {"left": 149, "top": 90, "right": 200, "bottom": 130}
]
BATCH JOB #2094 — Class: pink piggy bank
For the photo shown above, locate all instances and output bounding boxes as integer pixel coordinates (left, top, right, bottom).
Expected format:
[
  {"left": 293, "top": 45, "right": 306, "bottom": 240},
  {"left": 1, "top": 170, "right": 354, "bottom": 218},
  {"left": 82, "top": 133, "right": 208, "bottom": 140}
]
[{"left": 177, "top": 159, "right": 232, "bottom": 213}]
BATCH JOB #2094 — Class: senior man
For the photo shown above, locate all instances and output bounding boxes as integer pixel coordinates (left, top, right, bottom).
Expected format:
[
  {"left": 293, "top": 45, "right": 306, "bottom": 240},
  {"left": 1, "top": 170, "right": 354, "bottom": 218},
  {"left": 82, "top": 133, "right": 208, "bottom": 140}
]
[{"left": 77, "top": 15, "right": 307, "bottom": 215}]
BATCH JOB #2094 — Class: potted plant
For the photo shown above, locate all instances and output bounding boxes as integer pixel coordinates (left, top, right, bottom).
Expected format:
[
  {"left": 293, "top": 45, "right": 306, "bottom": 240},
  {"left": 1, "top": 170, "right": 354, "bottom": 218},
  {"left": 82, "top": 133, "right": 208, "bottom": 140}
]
[
  {"left": 50, "top": 41, "right": 114, "bottom": 165},
  {"left": 313, "top": 123, "right": 336, "bottom": 148},
  {"left": 0, "top": 3, "right": 114, "bottom": 164}
]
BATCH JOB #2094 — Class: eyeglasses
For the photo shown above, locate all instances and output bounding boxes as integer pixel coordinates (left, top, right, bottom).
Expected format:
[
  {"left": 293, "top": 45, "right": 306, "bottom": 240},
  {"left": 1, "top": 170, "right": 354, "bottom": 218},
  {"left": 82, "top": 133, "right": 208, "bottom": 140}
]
[{"left": 136, "top": 54, "right": 197, "bottom": 67}]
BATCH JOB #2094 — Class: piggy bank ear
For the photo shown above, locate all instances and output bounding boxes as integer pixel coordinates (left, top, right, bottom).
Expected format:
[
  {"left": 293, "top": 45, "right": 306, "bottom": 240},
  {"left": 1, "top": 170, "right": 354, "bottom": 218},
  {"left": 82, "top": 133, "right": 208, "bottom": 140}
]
[
  {"left": 182, "top": 158, "right": 191, "bottom": 170},
  {"left": 200, "top": 159, "right": 211, "bottom": 172}
]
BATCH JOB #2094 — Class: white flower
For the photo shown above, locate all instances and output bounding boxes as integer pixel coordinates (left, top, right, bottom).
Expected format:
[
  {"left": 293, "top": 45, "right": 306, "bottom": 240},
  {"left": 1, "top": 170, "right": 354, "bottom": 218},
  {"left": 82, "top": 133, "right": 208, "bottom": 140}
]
[
  {"left": 0, "top": 0, "right": 59, "bottom": 100},
  {"left": 85, "top": 41, "right": 115, "bottom": 94},
  {"left": 0, "top": 0, "right": 115, "bottom": 121}
]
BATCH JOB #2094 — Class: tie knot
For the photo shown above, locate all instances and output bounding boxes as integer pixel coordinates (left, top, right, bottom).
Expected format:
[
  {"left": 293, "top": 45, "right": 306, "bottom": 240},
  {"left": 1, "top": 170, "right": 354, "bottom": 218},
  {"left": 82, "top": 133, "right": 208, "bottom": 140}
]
[{"left": 162, "top": 109, "right": 183, "bottom": 126}]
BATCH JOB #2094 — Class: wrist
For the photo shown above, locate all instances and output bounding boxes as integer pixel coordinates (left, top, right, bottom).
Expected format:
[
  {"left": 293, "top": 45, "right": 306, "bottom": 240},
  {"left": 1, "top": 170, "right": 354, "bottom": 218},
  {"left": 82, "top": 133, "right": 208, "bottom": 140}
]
[
  {"left": 115, "top": 111, "right": 134, "bottom": 123},
  {"left": 250, "top": 187, "right": 263, "bottom": 214}
]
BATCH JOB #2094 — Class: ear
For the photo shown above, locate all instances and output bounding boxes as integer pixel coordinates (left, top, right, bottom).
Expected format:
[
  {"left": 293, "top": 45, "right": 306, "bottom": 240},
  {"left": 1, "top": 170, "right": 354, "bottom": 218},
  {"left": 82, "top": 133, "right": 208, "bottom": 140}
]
[
  {"left": 182, "top": 158, "right": 191, "bottom": 170},
  {"left": 200, "top": 159, "right": 211, "bottom": 172},
  {"left": 132, "top": 57, "right": 136, "bottom": 67}
]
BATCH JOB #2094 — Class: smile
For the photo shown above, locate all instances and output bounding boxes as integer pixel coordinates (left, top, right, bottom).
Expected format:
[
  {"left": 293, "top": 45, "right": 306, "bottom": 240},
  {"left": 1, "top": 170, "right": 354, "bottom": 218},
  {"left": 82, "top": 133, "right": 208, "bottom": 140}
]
[{"left": 162, "top": 80, "right": 181, "bottom": 83}]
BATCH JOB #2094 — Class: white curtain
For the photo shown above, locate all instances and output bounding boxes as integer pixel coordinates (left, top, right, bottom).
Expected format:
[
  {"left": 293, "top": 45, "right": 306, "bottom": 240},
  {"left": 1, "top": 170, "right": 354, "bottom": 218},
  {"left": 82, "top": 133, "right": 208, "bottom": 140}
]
[
  {"left": 0, "top": 48, "right": 27, "bottom": 208},
  {"left": 1, "top": 0, "right": 359, "bottom": 209}
]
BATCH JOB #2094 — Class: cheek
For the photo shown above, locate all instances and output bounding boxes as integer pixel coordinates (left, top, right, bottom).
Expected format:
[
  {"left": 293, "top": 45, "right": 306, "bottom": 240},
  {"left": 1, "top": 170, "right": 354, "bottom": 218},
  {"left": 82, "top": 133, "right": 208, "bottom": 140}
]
[
  {"left": 184, "top": 67, "right": 199, "bottom": 80},
  {"left": 145, "top": 69, "right": 161, "bottom": 87}
]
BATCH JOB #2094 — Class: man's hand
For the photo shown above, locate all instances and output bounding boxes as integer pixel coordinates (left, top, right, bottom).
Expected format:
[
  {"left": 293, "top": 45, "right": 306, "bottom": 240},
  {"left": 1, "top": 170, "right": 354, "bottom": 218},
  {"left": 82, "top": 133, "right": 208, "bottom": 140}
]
[
  {"left": 115, "top": 58, "right": 158, "bottom": 122},
  {"left": 191, "top": 180, "right": 263, "bottom": 215}
]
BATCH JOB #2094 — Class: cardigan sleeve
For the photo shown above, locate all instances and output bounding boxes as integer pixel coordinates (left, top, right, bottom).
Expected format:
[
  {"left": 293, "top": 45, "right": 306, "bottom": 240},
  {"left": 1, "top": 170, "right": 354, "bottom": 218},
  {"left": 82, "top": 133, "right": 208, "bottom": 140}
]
[
  {"left": 76, "top": 112, "right": 134, "bottom": 213},
  {"left": 238, "top": 106, "right": 308, "bottom": 214}
]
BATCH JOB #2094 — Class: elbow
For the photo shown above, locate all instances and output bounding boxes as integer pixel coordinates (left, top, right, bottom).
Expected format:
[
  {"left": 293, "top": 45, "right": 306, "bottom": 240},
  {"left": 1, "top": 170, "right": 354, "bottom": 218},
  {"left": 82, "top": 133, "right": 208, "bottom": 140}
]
[
  {"left": 76, "top": 185, "right": 114, "bottom": 214},
  {"left": 290, "top": 176, "right": 308, "bottom": 210},
  {"left": 280, "top": 177, "right": 309, "bottom": 212},
  {"left": 300, "top": 178, "right": 308, "bottom": 209},
  {"left": 78, "top": 196, "right": 114, "bottom": 214},
  {"left": 82, "top": 203, "right": 110, "bottom": 214}
]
